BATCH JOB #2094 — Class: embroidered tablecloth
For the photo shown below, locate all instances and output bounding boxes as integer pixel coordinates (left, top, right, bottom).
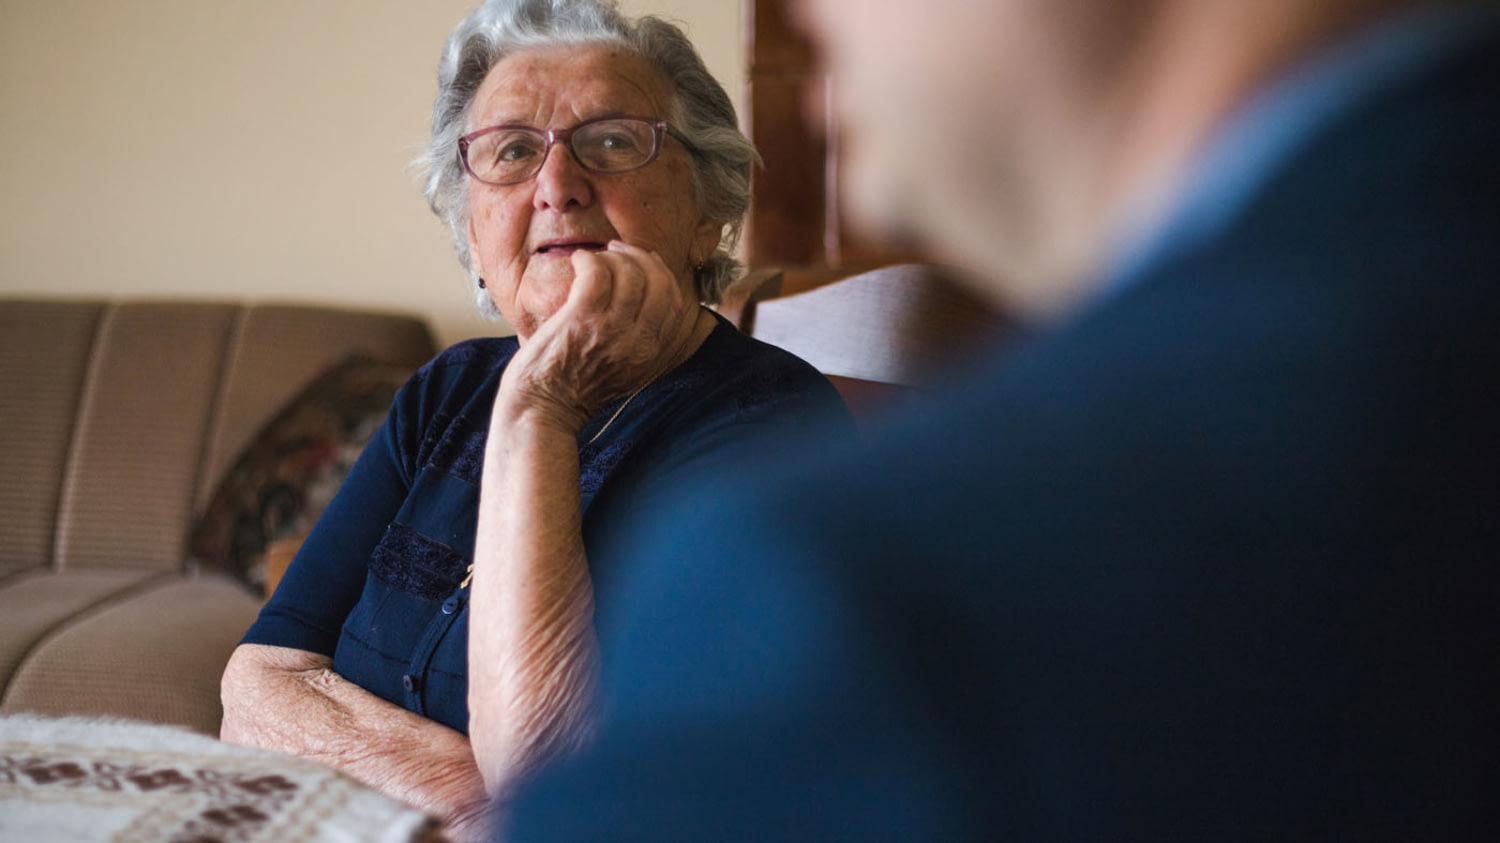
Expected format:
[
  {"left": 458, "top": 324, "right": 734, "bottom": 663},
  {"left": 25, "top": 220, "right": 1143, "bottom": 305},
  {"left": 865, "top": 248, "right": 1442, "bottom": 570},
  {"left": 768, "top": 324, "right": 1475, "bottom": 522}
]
[{"left": 0, "top": 713, "right": 435, "bottom": 842}]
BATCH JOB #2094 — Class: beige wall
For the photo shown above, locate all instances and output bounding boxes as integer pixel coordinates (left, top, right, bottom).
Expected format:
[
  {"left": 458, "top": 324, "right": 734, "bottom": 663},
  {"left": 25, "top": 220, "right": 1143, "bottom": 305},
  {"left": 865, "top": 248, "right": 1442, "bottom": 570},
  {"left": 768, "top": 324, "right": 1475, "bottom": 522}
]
[{"left": 0, "top": 0, "right": 743, "bottom": 348}]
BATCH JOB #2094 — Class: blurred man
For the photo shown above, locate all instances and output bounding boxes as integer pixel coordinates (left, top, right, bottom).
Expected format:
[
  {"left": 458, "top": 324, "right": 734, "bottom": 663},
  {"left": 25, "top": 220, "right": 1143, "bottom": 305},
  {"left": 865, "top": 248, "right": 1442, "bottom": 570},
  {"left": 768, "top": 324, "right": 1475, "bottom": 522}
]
[{"left": 507, "top": 0, "right": 1500, "bottom": 838}]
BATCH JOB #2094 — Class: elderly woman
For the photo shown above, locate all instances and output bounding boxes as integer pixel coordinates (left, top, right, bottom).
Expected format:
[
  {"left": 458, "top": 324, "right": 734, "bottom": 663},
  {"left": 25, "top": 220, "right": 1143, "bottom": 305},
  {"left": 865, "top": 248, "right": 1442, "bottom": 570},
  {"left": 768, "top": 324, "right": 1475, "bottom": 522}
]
[{"left": 218, "top": 0, "right": 844, "bottom": 838}]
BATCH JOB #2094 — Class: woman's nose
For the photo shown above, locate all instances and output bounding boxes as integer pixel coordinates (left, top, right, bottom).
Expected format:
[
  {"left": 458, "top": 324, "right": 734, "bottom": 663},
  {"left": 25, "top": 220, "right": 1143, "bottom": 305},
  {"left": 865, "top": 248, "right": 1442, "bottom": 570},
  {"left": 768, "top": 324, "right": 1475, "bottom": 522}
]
[{"left": 532, "top": 142, "right": 594, "bottom": 211}]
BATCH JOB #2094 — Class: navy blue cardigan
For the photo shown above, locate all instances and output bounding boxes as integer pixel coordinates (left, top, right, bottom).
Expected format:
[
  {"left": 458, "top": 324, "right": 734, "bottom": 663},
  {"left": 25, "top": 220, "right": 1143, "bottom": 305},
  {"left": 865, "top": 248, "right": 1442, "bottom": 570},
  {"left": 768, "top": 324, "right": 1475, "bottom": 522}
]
[{"left": 243, "top": 315, "right": 847, "bottom": 732}]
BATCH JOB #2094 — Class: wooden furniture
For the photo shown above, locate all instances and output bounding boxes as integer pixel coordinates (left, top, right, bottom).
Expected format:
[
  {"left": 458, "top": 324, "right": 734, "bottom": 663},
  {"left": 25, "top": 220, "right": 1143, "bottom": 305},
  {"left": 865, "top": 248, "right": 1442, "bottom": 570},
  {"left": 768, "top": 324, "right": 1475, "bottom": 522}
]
[
  {"left": 262, "top": 535, "right": 304, "bottom": 600},
  {"left": 743, "top": 0, "right": 938, "bottom": 297}
]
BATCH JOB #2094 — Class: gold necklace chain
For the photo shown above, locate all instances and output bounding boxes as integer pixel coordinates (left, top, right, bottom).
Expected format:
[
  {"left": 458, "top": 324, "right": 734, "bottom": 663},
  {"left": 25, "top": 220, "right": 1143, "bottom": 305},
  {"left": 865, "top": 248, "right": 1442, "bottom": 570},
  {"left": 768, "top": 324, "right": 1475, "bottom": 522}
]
[
  {"left": 586, "top": 377, "right": 656, "bottom": 444},
  {"left": 586, "top": 307, "right": 709, "bottom": 445}
]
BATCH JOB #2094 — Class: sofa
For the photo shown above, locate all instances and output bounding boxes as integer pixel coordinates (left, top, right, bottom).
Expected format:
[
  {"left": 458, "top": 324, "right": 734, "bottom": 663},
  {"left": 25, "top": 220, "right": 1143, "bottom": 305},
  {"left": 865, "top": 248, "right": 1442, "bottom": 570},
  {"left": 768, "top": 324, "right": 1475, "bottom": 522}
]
[{"left": 0, "top": 298, "right": 437, "bottom": 735}]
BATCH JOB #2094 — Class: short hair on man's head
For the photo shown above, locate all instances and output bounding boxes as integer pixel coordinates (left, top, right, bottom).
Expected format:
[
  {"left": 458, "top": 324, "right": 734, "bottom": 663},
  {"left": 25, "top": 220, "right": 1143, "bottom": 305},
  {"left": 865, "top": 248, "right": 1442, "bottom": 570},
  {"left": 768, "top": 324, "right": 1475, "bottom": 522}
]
[{"left": 412, "top": 0, "right": 760, "bottom": 315}]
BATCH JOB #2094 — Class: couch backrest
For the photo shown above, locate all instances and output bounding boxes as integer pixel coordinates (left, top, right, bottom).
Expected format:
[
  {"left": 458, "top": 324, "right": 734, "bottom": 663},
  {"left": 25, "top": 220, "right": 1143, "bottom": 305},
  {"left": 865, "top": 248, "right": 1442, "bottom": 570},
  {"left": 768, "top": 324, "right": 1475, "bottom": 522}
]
[{"left": 0, "top": 299, "right": 436, "bottom": 577}]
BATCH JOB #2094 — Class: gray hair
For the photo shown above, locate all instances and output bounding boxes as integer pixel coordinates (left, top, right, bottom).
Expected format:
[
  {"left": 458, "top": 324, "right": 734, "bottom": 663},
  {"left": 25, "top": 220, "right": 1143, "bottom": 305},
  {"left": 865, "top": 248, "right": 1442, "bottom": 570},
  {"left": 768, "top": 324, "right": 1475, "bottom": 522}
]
[{"left": 413, "top": 0, "right": 760, "bottom": 316}]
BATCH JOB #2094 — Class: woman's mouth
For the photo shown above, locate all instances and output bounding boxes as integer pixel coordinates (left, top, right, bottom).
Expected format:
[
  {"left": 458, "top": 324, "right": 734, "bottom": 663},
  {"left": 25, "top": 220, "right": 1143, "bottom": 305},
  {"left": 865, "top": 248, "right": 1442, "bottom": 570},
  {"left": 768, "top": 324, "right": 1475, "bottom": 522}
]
[{"left": 535, "top": 241, "right": 608, "bottom": 256}]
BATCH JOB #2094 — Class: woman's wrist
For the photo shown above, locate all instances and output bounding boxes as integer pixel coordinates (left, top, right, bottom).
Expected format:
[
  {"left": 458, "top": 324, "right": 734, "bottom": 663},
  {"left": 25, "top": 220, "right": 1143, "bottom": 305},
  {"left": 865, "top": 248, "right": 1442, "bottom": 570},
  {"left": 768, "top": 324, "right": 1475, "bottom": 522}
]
[{"left": 491, "top": 389, "right": 593, "bottom": 438}]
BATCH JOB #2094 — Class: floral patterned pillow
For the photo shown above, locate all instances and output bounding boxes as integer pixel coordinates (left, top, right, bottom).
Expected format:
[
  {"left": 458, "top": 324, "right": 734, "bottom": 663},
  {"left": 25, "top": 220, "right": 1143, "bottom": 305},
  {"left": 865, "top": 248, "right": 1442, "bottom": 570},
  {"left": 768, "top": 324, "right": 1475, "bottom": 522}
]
[{"left": 188, "top": 356, "right": 414, "bottom": 591}]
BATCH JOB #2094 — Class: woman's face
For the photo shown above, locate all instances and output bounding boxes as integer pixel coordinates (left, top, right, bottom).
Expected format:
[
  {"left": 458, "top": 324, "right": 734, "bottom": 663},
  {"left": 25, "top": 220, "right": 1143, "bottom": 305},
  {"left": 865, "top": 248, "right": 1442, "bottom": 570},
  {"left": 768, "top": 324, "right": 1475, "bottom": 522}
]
[{"left": 464, "top": 44, "right": 720, "bottom": 338}]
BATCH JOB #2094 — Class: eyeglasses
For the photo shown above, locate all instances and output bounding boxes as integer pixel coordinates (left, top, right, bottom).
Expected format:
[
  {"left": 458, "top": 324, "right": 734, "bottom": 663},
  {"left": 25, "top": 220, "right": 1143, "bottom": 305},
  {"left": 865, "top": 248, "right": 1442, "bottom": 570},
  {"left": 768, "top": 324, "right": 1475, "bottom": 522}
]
[{"left": 458, "top": 116, "right": 686, "bottom": 186}]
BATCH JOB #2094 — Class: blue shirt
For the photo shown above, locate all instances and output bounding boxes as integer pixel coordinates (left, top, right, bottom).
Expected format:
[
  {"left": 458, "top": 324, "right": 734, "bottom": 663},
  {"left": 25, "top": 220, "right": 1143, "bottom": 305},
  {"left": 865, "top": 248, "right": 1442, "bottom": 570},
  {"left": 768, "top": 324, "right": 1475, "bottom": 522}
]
[
  {"left": 242, "top": 314, "right": 848, "bottom": 733},
  {"left": 1099, "top": 3, "right": 1500, "bottom": 304}
]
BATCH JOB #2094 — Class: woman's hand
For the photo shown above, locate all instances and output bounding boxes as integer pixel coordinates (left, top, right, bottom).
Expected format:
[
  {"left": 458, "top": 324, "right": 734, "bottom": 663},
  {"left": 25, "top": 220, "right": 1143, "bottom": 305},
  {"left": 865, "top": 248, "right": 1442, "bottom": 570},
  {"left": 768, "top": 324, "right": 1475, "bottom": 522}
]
[{"left": 498, "top": 240, "right": 705, "bottom": 434}]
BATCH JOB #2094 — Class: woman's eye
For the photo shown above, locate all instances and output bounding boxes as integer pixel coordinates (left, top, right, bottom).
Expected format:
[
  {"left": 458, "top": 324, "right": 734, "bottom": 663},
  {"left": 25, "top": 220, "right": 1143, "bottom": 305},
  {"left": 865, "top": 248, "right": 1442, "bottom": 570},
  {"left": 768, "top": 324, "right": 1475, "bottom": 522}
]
[
  {"left": 496, "top": 140, "right": 540, "bottom": 161},
  {"left": 599, "top": 133, "right": 636, "bottom": 151}
]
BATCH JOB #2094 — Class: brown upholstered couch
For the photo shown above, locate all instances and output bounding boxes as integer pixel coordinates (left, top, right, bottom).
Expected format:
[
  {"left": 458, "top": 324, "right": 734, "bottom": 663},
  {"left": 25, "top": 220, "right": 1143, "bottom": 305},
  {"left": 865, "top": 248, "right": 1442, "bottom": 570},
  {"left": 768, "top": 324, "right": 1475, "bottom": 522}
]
[{"left": 0, "top": 299, "right": 436, "bottom": 734}]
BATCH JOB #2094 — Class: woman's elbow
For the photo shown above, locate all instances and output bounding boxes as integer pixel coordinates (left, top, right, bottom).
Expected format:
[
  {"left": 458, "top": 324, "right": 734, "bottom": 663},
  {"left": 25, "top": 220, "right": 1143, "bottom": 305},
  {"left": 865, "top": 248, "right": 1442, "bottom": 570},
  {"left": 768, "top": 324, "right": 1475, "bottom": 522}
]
[
  {"left": 219, "top": 643, "right": 328, "bottom": 743},
  {"left": 220, "top": 646, "right": 260, "bottom": 742}
]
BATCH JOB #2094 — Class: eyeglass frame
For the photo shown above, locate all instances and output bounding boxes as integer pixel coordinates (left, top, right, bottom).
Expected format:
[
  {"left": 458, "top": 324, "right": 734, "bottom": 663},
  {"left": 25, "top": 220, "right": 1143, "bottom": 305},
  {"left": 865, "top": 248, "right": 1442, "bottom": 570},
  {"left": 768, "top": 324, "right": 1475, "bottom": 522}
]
[{"left": 457, "top": 115, "right": 692, "bottom": 186}]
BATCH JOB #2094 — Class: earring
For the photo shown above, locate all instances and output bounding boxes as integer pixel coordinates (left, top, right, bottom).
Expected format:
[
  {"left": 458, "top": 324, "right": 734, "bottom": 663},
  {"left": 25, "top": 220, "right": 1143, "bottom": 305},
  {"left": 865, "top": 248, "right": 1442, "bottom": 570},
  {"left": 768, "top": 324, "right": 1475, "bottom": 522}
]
[{"left": 477, "top": 277, "right": 486, "bottom": 289}]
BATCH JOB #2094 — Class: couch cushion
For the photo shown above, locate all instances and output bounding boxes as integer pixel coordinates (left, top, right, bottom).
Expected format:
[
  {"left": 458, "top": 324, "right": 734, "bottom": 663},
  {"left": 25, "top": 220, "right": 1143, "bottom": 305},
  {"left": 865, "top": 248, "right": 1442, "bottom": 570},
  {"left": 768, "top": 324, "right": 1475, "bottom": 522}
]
[
  {"left": 53, "top": 302, "right": 239, "bottom": 573},
  {"left": 2, "top": 299, "right": 436, "bottom": 579},
  {"left": 0, "top": 570, "right": 164, "bottom": 696},
  {"left": 0, "top": 301, "right": 104, "bottom": 577},
  {"left": 0, "top": 576, "right": 262, "bottom": 735}
]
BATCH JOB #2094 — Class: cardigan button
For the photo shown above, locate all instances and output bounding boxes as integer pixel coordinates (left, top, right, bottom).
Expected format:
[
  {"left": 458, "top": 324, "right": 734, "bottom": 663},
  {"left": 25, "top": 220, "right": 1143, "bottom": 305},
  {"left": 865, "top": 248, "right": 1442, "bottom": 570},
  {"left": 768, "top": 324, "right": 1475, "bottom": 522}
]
[
  {"left": 402, "top": 674, "right": 419, "bottom": 693},
  {"left": 441, "top": 596, "right": 461, "bottom": 615}
]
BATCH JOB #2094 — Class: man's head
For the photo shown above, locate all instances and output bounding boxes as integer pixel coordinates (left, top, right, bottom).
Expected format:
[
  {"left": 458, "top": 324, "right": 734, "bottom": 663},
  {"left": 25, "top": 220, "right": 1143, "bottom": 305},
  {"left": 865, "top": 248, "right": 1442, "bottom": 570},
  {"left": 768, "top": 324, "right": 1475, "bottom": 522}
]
[
  {"left": 794, "top": 0, "right": 1435, "bottom": 318},
  {"left": 794, "top": 0, "right": 1159, "bottom": 315}
]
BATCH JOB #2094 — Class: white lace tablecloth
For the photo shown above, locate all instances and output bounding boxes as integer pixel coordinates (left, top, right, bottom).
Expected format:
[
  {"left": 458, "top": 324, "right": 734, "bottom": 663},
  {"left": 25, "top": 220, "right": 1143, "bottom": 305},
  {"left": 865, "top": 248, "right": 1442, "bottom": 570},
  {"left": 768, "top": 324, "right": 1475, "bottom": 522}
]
[{"left": 0, "top": 713, "right": 435, "bottom": 842}]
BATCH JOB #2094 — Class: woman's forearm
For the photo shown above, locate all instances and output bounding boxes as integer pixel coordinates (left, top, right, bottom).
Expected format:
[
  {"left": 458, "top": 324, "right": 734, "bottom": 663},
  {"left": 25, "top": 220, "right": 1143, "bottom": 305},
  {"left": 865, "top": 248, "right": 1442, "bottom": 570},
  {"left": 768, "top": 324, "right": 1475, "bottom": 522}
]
[
  {"left": 465, "top": 245, "right": 708, "bottom": 801},
  {"left": 469, "top": 404, "right": 601, "bottom": 804},
  {"left": 220, "top": 644, "right": 490, "bottom": 835}
]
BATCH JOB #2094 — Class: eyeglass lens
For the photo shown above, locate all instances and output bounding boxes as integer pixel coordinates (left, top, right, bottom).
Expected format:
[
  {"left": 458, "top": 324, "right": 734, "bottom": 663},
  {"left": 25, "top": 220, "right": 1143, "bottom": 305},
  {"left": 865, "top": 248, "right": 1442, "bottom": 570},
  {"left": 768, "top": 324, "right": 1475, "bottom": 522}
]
[{"left": 464, "top": 118, "right": 661, "bottom": 185}]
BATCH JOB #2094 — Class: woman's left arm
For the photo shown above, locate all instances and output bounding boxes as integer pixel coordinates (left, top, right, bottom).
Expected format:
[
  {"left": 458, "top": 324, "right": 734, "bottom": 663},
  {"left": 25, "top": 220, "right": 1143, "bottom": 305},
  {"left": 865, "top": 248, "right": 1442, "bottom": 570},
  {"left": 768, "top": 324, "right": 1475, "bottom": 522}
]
[
  {"left": 467, "top": 242, "right": 705, "bottom": 805},
  {"left": 221, "top": 644, "right": 491, "bottom": 839}
]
